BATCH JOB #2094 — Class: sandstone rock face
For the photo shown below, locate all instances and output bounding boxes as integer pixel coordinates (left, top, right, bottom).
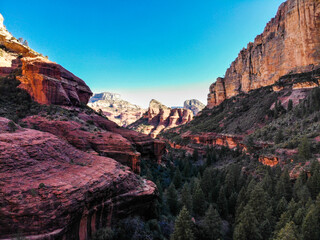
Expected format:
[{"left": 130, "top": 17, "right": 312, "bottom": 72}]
[
  {"left": 129, "top": 99, "right": 193, "bottom": 138},
  {"left": 0, "top": 14, "right": 92, "bottom": 105},
  {"left": 183, "top": 99, "right": 205, "bottom": 116},
  {"left": 22, "top": 113, "right": 165, "bottom": 173},
  {"left": 88, "top": 92, "right": 146, "bottom": 127},
  {"left": 0, "top": 117, "right": 157, "bottom": 240},
  {"left": 207, "top": 0, "right": 320, "bottom": 108},
  {"left": 17, "top": 57, "right": 92, "bottom": 105}
]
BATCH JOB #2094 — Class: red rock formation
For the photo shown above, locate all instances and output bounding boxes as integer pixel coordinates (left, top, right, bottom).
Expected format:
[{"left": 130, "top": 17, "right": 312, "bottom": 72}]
[
  {"left": 259, "top": 156, "right": 279, "bottom": 167},
  {"left": 129, "top": 99, "right": 193, "bottom": 138},
  {"left": 23, "top": 113, "right": 165, "bottom": 173},
  {"left": 17, "top": 57, "right": 92, "bottom": 105},
  {"left": 181, "top": 132, "right": 244, "bottom": 149},
  {"left": 0, "top": 117, "right": 157, "bottom": 239},
  {"left": 208, "top": 0, "right": 320, "bottom": 108},
  {"left": 0, "top": 15, "right": 92, "bottom": 106}
]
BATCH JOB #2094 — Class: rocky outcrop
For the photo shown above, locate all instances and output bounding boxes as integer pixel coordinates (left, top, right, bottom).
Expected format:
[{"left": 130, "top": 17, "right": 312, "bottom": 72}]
[
  {"left": 207, "top": 0, "right": 320, "bottom": 108},
  {"left": 259, "top": 156, "right": 279, "bottom": 167},
  {"left": 22, "top": 113, "right": 165, "bottom": 173},
  {"left": 88, "top": 92, "right": 146, "bottom": 127},
  {"left": 0, "top": 117, "right": 157, "bottom": 240},
  {"left": 129, "top": 99, "right": 193, "bottom": 138},
  {"left": 0, "top": 14, "right": 92, "bottom": 105},
  {"left": 17, "top": 57, "right": 92, "bottom": 105},
  {"left": 183, "top": 99, "right": 205, "bottom": 116}
]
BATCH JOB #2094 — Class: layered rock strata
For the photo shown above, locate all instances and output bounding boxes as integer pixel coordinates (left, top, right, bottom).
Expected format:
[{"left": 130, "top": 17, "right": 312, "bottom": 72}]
[
  {"left": 0, "top": 14, "right": 92, "bottom": 105},
  {"left": 208, "top": 0, "right": 320, "bottom": 108},
  {"left": 88, "top": 92, "right": 146, "bottom": 127},
  {"left": 129, "top": 99, "right": 193, "bottom": 138},
  {"left": 0, "top": 117, "right": 157, "bottom": 240}
]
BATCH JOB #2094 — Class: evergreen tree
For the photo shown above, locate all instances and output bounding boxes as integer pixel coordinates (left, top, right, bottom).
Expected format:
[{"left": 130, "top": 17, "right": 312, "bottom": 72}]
[
  {"left": 302, "top": 204, "right": 320, "bottom": 240},
  {"left": 192, "top": 183, "right": 206, "bottom": 216},
  {"left": 181, "top": 183, "right": 193, "bottom": 213},
  {"left": 171, "top": 207, "right": 195, "bottom": 240},
  {"left": 298, "top": 136, "right": 311, "bottom": 160},
  {"left": 217, "top": 187, "right": 228, "bottom": 218},
  {"left": 166, "top": 183, "right": 179, "bottom": 215},
  {"left": 275, "top": 221, "right": 300, "bottom": 240},
  {"left": 233, "top": 205, "right": 262, "bottom": 240},
  {"left": 276, "top": 197, "right": 288, "bottom": 219},
  {"left": 307, "top": 168, "right": 320, "bottom": 199},
  {"left": 192, "top": 149, "right": 199, "bottom": 162},
  {"left": 274, "top": 129, "right": 284, "bottom": 144},
  {"left": 203, "top": 205, "right": 222, "bottom": 240},
  {"left": 288, "top": 99, "right": 293, "bottom": 111},
  {"left": 173, "top": 168, "right": 182, "bottom": 189}
]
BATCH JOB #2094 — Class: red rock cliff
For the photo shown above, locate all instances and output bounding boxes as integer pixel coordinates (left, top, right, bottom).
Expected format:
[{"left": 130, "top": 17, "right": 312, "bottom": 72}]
[
  {"left": 0, "top": 15, "right": 92, "bottom": 105},
  {"left": 208, "top": 0, "right": 320, "bottom": 108},
  {"left": 0, "top": 117, "right": 157, "bottom": 240}
]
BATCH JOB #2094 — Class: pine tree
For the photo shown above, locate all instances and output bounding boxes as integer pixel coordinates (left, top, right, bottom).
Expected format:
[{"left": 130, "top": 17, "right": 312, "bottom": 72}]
[
  {"left": 276, "top": 197, "right": 288, "bottom": 219},
  {"left": 233, "top": 205, "right": 262, "bottom": 240},
  {"left": 307, "top": 166, "right": 320, "bottom": 199},
  {"left": 171, "top": 207, "right": 195, "bottom": 240},
  {"left": 298, "top": 136, "right": 311, "bottom": 160},
  {"left": 275, "top": 221, "right": 300, "bottom": 240},
  {"left": 288, "top": 99, "right": 293, "bottom": 111},
  {"left": 192, "top": 149, "right": 199, "bottom": 162},
  {"left": 203, "top": 205, "right": 222, "bottom": 240},
  {"left": 274, "top": 129, "right": 284, "bottom": 144},
  {"left": 181, "top": 183, "right": 193, "bottom": 213},
  {"left": 192, "top": 183, "right": 206, "bottom": 216},
  {"left": 302, "top": 204, "right": 320, "bottom": 240},
  {"left": 167, "top": 183, "right": 179, "bottom": 215},
  {"left": 173, "top": 168, "right": 182, "bottom": 189}
]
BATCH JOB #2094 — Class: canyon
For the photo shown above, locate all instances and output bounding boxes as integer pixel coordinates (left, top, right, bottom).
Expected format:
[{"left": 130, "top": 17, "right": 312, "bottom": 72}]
[
  {"left": 207, "top": 0, "right": 320, "bottom": 108},
  {"left": 0, "top": 14, "right": 165, "bottom": 240}
]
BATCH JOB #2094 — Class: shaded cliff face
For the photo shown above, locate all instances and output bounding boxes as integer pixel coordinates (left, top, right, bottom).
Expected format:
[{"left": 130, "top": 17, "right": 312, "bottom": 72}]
[
  {"left": 88, "top": 92, "right": 146, "bottom": 127},
  {"left": 129, "top": 99, "right": 193, "bottom": 138},
  {"left": 208, "top": 0, "right": 320, "bottom": 108},
  {"left": 184, "top": 99, "right": 205, "bottom": 115},
  {"left": 0, "top": 117, "right": 157, "bottom": 240},
  {"left": 0, "top": 15, "right": 92, "bottom": 105}
]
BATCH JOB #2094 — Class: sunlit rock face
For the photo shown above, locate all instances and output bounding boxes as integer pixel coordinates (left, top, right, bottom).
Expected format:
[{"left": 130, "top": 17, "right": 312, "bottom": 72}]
[
  {"left": 183, "top": 99, "right": 205, "bottom": 116},
  {"left": 207, "top": 0, "right": 320, "bottom": 109},
  {"left": 129, "top": 99, "right": 193, "bottom": 138},
  {"left": 0, "top": 13, "right": 92, "bottom": 105},
  {"left": 88, "top": 92, "right": 146, "bottom": 127}
]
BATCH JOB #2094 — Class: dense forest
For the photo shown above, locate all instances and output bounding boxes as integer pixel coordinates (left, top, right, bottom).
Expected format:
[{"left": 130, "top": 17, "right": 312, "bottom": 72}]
[{"left": 92, "top": 145, "right": 320, "bottom": 240}]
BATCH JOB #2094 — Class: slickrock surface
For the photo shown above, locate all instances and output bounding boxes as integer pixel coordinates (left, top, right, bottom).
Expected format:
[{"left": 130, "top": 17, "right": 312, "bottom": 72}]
[
  {"left": 183, "top": 99, "right": 205, "bottom": 116},
  {"left": 129, "top": 99, "right": 193, "bottom": 138},
  {"left": 0, "top": 14, "right": 92, "bottom": 105},
  {"left": 88, "top": 92, "right": 146, "bottom": 127},
  {"left": 0, "top": 117, "right": 157, "bottom": 240},
  {"left": 207, "top": 0, "right": 320, "bottom": 108},
  {"left": 23, "top": 113, "right": 165, "bottom": 172}
]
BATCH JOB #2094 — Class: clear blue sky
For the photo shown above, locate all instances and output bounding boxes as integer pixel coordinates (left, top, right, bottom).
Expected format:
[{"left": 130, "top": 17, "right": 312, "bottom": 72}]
[{"left": 1, "top": 0, "right": 284, "bottom": 107}]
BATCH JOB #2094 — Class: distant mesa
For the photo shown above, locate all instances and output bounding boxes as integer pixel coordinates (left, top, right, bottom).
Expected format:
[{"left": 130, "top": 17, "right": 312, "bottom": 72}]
[
  {"left": 183, "top": 99, "right": 205, "bottom": 115},
  {"left": 89, "top": 92, "right": 121, "bottom": 103},
  {"left": 128, "top": 99, "right": 193, "bottom": 138},
  {"left": 207, "top": 0, "right": 320, "bottom": 109},
  {"left": 88, "top": 92, "right": 146, "bottom": 127}
]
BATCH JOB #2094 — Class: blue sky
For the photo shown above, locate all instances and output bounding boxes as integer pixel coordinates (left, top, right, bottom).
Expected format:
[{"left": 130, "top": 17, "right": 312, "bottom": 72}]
[{"left": 1, "top": 0, "right": 284, "bottom": 107}]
